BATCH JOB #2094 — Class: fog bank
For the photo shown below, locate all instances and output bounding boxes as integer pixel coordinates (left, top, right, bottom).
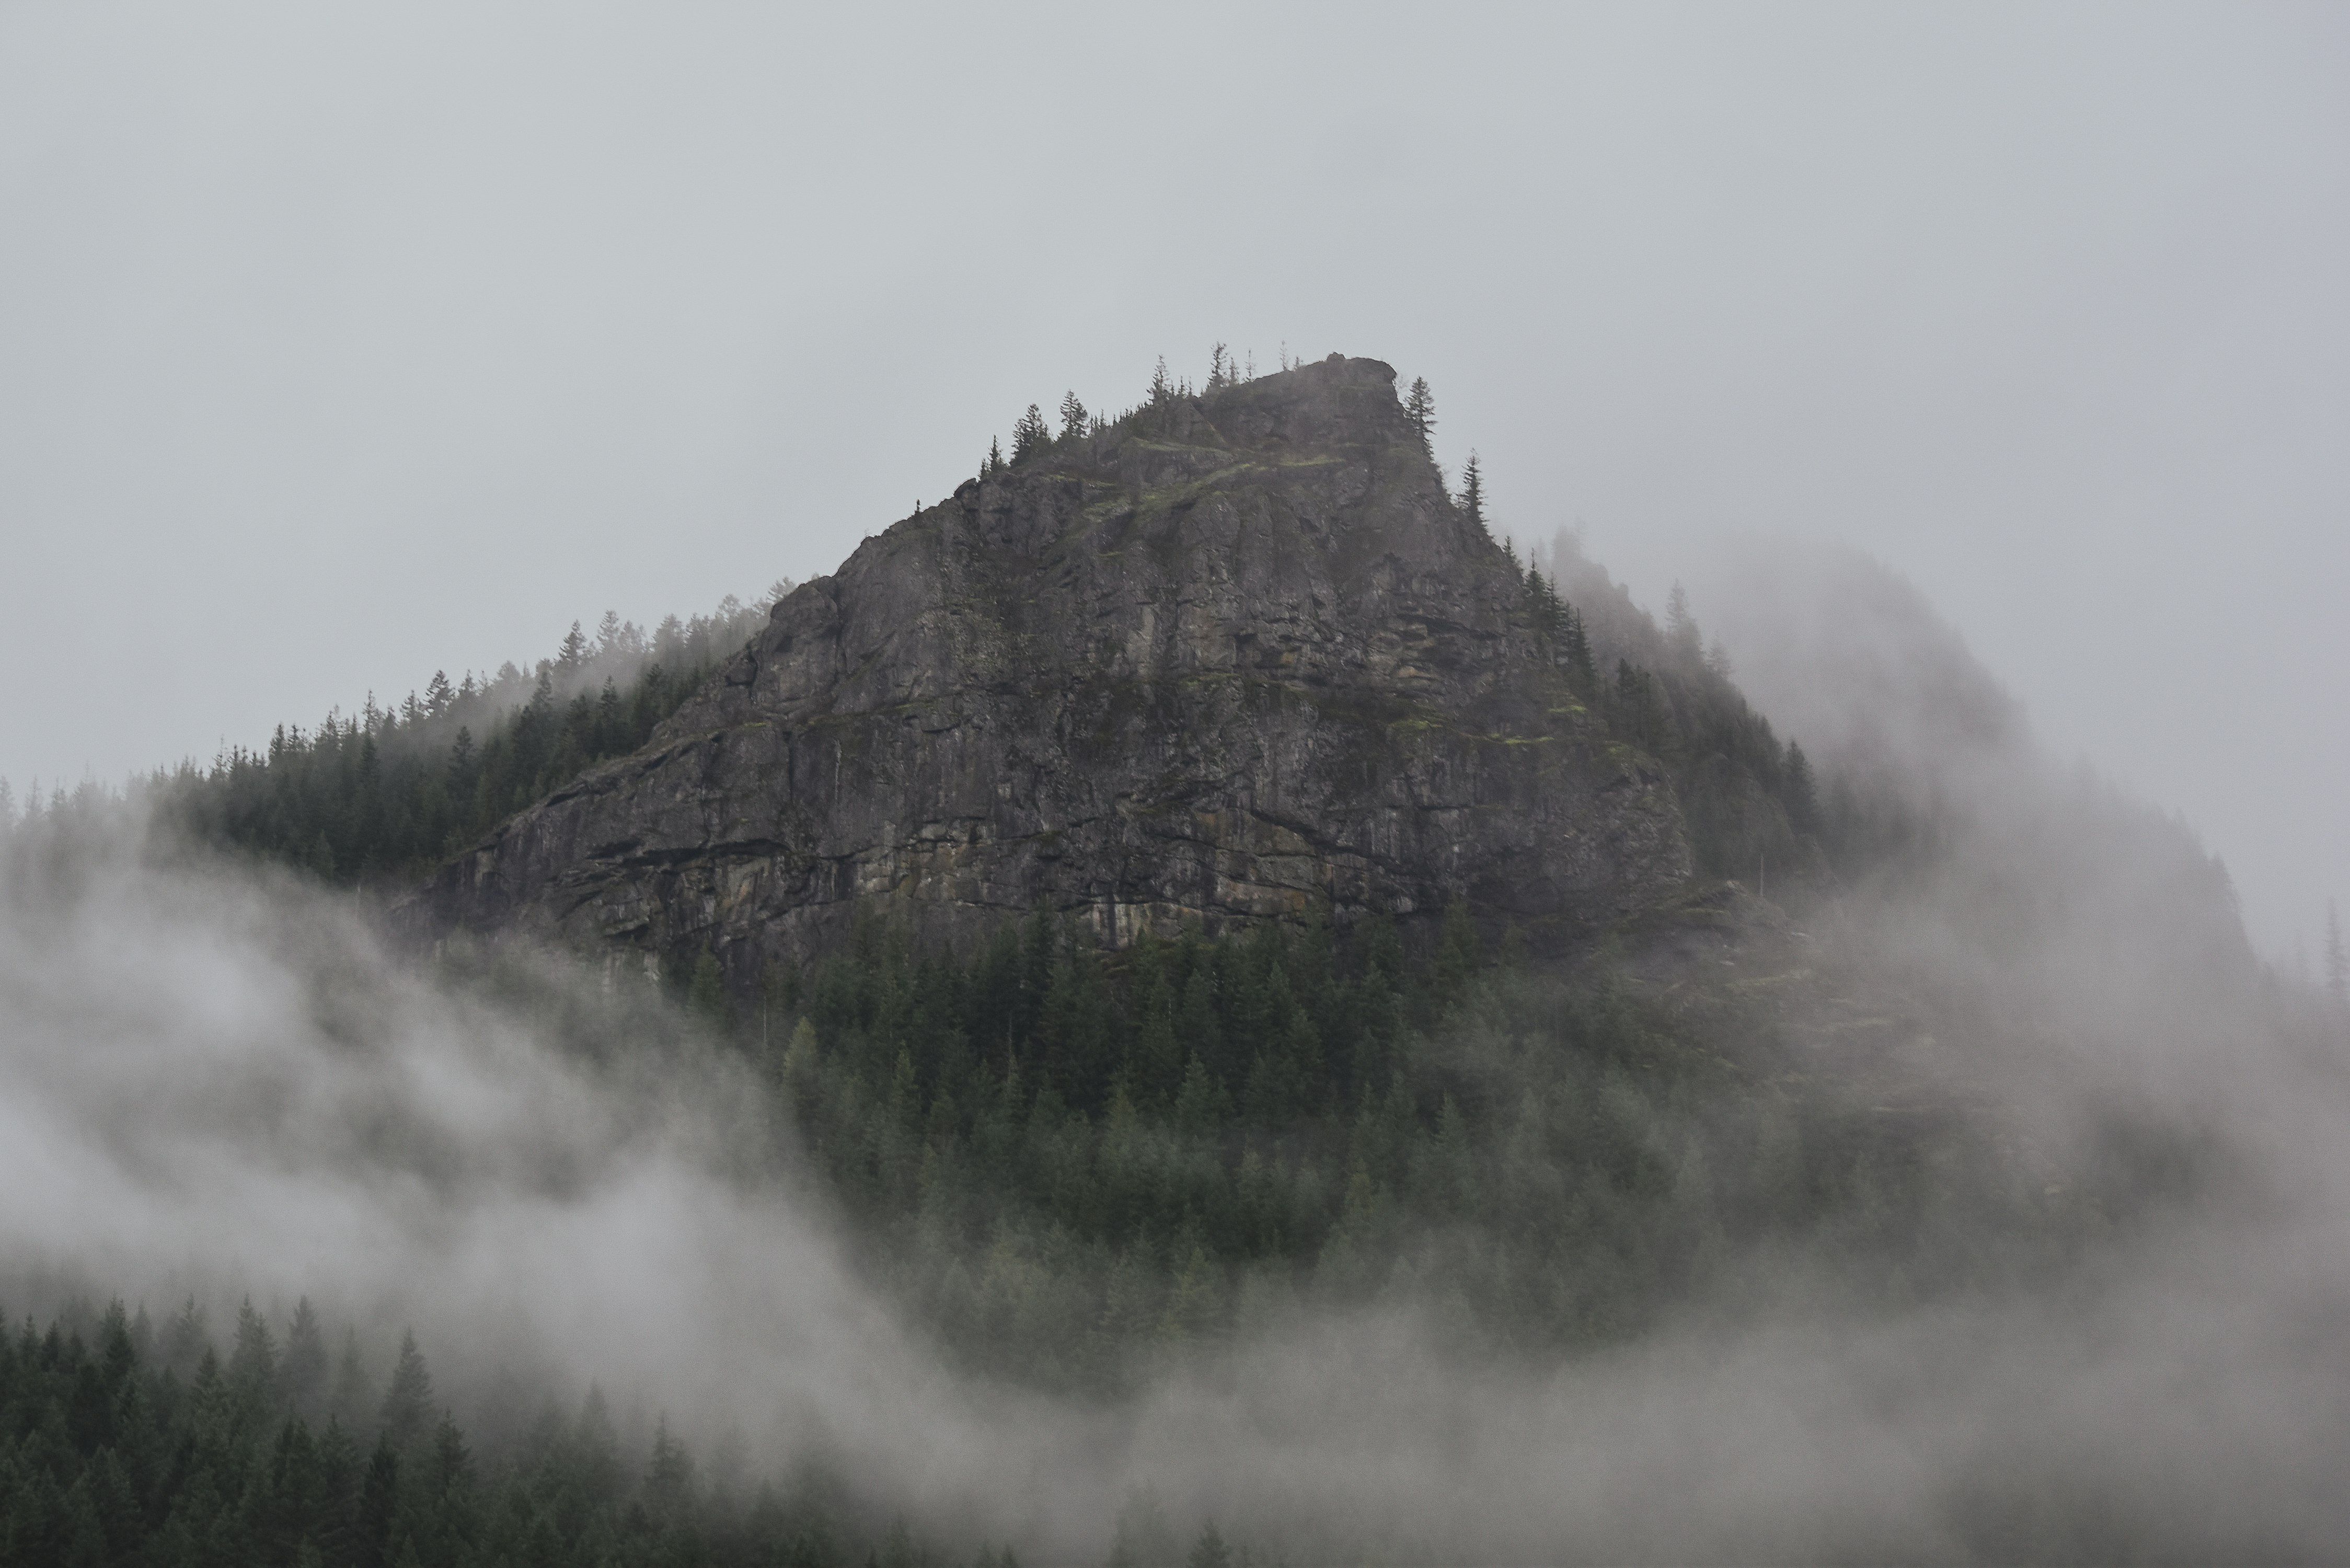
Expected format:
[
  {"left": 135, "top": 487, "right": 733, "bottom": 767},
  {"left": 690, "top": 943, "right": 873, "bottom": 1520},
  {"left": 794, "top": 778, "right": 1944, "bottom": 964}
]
[{"left": 7, "top": 785, "right": 2350, "bottom": 1562}]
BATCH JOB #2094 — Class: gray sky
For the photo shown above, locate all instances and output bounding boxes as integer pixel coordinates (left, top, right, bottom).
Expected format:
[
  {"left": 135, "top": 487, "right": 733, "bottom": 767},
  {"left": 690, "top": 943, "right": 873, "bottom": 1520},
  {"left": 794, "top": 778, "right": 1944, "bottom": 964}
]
[{"left": 3, "top": 3, "right": 2343, "bottom": 961}]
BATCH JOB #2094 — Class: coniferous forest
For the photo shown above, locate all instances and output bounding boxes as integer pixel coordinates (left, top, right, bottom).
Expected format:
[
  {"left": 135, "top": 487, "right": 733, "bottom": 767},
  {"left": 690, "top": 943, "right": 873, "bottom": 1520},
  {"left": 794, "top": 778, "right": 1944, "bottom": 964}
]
[
  {"left": 0, "top": 906, "right": 2202, "bottom": 1568},
  {"left": 143, "top": 594, "right": 778, "bottom": 886},
  {"left": 0, "top": 1294, "right": 953, "bottom": 1567}
]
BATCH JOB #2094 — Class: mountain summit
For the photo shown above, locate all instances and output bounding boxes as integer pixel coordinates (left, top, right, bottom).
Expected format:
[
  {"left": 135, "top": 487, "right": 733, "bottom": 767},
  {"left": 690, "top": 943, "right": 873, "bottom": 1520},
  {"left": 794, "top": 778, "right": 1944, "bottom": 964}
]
[{"left": 408, "top": 355, "right": 1691, "bottom": 979}]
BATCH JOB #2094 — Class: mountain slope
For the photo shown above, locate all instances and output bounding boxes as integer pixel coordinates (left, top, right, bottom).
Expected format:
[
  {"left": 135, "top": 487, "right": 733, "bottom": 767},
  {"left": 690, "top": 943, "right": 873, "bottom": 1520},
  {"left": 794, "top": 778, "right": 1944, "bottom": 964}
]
[{"left": 407, "top": 356, "right": 1691, "bottom": 981}]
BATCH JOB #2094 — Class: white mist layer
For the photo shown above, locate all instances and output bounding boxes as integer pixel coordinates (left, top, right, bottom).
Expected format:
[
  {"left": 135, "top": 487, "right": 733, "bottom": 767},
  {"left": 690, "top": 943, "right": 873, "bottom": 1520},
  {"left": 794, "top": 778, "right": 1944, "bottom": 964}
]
[
  {"left": 6, "top": 838, "right": 2350, "bottom": 1560},
  {"left": 0, "top": 854, "right": 1111, "bottom": 1531}
]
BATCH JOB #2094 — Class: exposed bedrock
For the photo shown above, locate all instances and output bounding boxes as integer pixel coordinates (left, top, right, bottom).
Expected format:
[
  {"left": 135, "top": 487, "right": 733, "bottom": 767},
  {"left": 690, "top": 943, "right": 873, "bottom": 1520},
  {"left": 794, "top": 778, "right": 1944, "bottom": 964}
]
[{"left": 403, "top": 355, "right": 1691, "bottom": 983}]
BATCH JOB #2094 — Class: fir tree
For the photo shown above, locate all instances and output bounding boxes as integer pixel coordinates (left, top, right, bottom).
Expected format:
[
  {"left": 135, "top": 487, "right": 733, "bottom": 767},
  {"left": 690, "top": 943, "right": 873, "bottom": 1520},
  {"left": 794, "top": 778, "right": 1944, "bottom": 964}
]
[
  {"left": 596, "top": 678, "right": 623, "bottom": 750},
  {"left": 228, "top": 1298, "right": 278, "bottom": 1408},
  {"left": 1459, "top": 452, "right": 1488, "bottom": 535},
  {"left": 1012, "top": 403, "right": 1051, "bottom": 463},
  {"left": 378, "top": 1330, "right": 433, "bottom": 1449},
  {"left": 1666, "top": 582, "right": 1701, "bottom": 660},
  {"left": 446, "top": 726, "right": 477, "bottom": 802},
  {"left": 330, "top": 1329, "right": 371, "bottom": 1426},
  {"left": 1564, "top": 603, "right": 1595, "bottom": 687},
  {"left": 283, "top": 1298, "right": 329, "bottom": 1422},
  {"left": 1403, "top": 376, "right": 1435, "bottom": 449},
  {"left": 1058, "top": 389, "right": 1089, "bottom": 441},
  {"left": 1186, "top": 1520, "right": 1234, "bottom": 1568},
  {"left": 1784, "top": 743, "right": 1818, "bottom": 837}
]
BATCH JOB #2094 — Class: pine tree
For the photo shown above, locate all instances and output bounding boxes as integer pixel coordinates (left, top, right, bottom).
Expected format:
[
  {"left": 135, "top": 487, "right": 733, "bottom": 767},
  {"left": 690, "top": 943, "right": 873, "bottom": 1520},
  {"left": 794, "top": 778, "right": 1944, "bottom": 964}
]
[
  {"left": 446, "top": 727, "right": 477, "bottom": 803},
  {"left": 986, "top": 435, "right": 1004, "bottom": 477},
  {"left": 1564, "top": 603, "right": 1595, "bottom": 687},
  {"left": 330, "top": 1329, "right": 371, "bottom": 1426},
  {"left": 356, "top": 1434, "right": 400, "bottom": 1560},
  {"left": 1524, "top": 568, "right": 1561, "bottom": 645},
  {"left": 1058, "top": 389, "right": 1089, "bottom": 441},
  {"left": 557, "top": 621, "right": 590, "bottom": 671},
  {"left": 378, "top": 1330, "right": 433, "bottom": 1449},
  {"left": 1666, "top": 582, "right": 1701, "bottom": 660},
  {"left": 1206, "top": 343, "right": 1229, "bottom": 391},
  {"left": 1784, "top": 743, "right": 1818, "bottom": 837},
  {"left": 1404, "top": 376, "right": 1435, "bottom": 449},
  {"left": 164, "top": 1297, "right": 210, "bottom": 1373},
  {"left": 228, "top": 1298, "right": 278, "bottom": 1409},
  {"left": 1459, "top": 452, "right": 1488, "bottom": 535},
  {"left": 1149, "top": 356, "right": 1174, "bottom": 406},
  {"left": 1012, "top": 404, "right": 1051, "bottom": 463},
  {"left": 1186, "top": 1520, "right": 1234, "bottom": 1568},
  {"left": 643, "top": 1416, "right": 695, "bottom": 1520},
  {"left": 423, "top": 670, "right": 455, "bottom": 718},
  {"left": 283, "top": 1299, "right": 329, "bottom": 1422}
]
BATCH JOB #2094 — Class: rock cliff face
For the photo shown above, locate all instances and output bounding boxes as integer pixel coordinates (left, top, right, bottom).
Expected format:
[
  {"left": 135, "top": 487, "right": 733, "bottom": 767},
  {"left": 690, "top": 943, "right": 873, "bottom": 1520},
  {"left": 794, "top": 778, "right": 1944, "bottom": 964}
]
[{"left": 407, "top": 355, "right": 1690, "bottom": 982}]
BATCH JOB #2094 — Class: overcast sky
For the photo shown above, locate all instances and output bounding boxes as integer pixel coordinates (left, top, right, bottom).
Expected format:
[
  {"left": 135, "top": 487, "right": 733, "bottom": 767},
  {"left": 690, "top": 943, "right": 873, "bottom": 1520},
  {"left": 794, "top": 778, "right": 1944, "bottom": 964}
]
[{"left": 3, "top": 4, "right": 2344, "bottom": 960}]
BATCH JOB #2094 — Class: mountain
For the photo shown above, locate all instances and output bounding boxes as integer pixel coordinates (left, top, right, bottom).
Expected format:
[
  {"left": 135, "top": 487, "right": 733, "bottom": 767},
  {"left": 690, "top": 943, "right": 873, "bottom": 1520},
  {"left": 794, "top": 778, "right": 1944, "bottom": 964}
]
[
  {"left": 405, "top": 356, "right": 1702, "bottom": 982},
  {"left": 11, "top": 358, "right": 2344, "bottom": 1566}
]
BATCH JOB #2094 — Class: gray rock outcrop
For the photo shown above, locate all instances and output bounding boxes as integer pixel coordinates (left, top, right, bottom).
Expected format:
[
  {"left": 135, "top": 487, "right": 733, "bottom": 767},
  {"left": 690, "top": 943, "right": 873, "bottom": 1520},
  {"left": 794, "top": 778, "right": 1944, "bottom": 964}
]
[{"left": 406, "top": 355, "right": 1690, "bottom": 982}]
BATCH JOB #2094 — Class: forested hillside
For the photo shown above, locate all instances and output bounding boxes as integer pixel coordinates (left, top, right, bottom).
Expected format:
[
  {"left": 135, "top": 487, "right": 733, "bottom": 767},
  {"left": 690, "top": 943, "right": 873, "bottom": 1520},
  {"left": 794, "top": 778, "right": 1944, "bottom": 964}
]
[
  {"left": 140, "top": 592, "right": 780, "bottom": 885},
  {"left": 727, "top": 897, "right": 2181, "bottom": 1391},
  {"left": 0, "top": 889, "right": 2240, "bottom": 1565}
]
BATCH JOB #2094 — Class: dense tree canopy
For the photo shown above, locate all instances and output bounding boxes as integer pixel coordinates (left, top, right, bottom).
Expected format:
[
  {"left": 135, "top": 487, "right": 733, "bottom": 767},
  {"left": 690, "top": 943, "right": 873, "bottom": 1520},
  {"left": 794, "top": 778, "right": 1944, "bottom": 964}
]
[
  {"left": 0, "top": 1293, "right": 982, "bottom": 1567},
  {"left": 141, "top": 595, "right": 776, "bottom": 886}
]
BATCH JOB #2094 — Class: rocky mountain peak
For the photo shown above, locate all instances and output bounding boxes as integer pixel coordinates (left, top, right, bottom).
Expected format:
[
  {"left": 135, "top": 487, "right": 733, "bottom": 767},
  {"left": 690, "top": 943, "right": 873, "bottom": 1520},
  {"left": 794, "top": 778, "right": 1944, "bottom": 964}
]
[{"left": 407, "top": 356, "right": 1691, "bottom": 983}]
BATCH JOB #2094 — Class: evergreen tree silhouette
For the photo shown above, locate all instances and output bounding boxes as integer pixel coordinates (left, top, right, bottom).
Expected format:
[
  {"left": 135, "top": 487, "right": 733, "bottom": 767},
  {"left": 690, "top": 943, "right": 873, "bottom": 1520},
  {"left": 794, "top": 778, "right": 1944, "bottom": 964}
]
[
  {"left": 1459, "top": 452, "right": 1488, "bottom": 535},
  {"left": 378, "top": 1330, "right": 433, "bottom": 1449}
]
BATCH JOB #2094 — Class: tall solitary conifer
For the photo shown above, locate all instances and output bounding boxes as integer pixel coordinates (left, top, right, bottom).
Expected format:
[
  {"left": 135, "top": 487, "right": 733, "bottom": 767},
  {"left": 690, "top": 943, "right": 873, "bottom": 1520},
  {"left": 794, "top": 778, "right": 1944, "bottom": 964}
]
[{"left": 1404, "top": 376, "right": 1435, "bottom": 450}]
